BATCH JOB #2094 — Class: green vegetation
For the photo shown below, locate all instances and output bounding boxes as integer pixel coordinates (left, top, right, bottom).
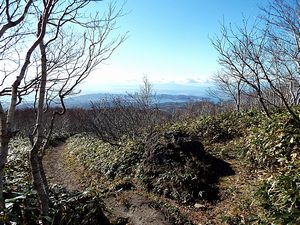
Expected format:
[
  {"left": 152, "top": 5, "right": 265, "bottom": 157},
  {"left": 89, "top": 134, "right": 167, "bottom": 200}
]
[
  {"left": 4, "top": 107, "right": 300, "bottom": 224},
  {"left": 246, "top": 112, "right": 300, "bottom": 169},
  {"left": 63, "top": 108, "right": 299, "bottom": 224},
  {"left": 2, "top": 1, "right": 300, "bottom": 223},
  {"left": 64, "top": 135, "right": 144, "bottom": 181},
  {"left": 3, "top": 138, "right": 111, "bottom": 225},
  {"left": 256, "top": 167, "right": 300, "bottom": 224},
  {"left": 244, "top": 111, "right": 300, "bottom": 224}
]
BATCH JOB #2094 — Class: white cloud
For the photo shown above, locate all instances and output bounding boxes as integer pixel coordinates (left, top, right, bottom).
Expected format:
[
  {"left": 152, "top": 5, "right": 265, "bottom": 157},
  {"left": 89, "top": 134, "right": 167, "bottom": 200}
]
[{"left": 151, "top": 76, "right": 209, "bottom": 85}]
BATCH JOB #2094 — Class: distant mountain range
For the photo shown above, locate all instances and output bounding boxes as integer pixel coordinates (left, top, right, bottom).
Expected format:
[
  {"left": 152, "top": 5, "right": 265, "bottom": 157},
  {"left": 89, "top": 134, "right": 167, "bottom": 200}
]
[
  {"left": 64, "top": 93, "right": 210, "bottom": 108},
  {"left": 1, "top": 93, "right": 213, "bottom": 109}
]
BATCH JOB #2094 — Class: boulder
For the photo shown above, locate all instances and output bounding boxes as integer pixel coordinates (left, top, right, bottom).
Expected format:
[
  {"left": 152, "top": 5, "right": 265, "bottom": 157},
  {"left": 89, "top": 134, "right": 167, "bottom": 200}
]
[{"left": 138, "top": 131, "right": 234, "bottom": 203}]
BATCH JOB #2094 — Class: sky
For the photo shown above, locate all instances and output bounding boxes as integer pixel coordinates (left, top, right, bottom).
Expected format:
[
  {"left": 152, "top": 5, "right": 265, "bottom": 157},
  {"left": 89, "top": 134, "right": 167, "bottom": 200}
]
[{"left": 81, "top": 0, "right": 268, "bottom": 95}]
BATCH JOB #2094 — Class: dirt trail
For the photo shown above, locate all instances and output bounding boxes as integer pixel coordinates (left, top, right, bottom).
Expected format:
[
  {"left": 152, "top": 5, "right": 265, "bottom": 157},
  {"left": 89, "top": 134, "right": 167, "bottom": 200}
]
[
  {"left": 43, "top": 144, "right": 174, "bottom": 225},
  {"left": 105, "top": 193, "right": 173, "bottom": 225},
  {"left": 43, "top": 144, "right": 87, "bottom": 191}
]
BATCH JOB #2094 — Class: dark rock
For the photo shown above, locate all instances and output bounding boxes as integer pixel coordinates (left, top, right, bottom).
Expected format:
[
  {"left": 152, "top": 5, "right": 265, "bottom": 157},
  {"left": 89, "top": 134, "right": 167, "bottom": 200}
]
[
  {"left": 114, "top": 181, "right": 135, "bottom": 192},
  {"left": 139, "top": 131, "right": 234, "bottom": 203}
]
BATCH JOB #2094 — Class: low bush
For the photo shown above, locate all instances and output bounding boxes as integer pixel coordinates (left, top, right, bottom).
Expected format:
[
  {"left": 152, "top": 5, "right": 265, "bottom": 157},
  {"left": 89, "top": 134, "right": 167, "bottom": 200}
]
[
  {"left": 137, "top": 131, "right": 215, "bottom": 203},
  {"left": 255, "top": 165, "right": 300, "bottom": 224},
  {"left": 50, "top": 187, "right": 111, "bottom": 225},
  {"left": 64, "top": 134, "right": 144, "bottom": 180},
  {"left": 3, "top": 138, "right": 112, "bottom": 225},
  {"left": 167, "top": 111, "right": 261, "bottom": 145},
  {"left": 246, "top": 113, "right": 300, "bottom": 169}
]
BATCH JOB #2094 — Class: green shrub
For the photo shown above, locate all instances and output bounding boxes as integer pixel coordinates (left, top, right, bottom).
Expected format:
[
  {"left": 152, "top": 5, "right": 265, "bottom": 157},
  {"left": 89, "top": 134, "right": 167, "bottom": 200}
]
[
  {"left": 64, "top": 134, "right": 144, "bottom": 179},
  {"left": 256, "top": 165, "right": 300, "bottom": 225},
  {"left": 167, "top": 111, "right": 260, "bottom": 145},
  {"left": 50, "top": 187, "right": 111, "bottom": 225},
  {"left": 3, "top": 138, "right": 112, "bottom": 225},
  {"left": 246, "top": 113, "right": 300, "bottom": 169}
]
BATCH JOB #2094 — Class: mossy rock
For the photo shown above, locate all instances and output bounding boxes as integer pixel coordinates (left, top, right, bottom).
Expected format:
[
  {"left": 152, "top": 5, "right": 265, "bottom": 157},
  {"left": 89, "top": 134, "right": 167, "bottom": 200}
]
[{"left": 138, "top": 131, "right": 234, "bottom": 203}]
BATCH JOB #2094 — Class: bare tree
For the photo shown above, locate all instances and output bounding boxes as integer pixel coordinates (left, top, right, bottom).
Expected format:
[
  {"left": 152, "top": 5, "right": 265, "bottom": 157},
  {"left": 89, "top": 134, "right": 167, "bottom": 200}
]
[
  {"left": 83, "top": 76, "right": 162, "bottom": 146},
  {"left": 212, "top": 19, "right": 273, "bottom": 117},
  {"left": 260, "top": 0, "right": 300, "bottom": 105},
  {"left": 0, "top": 0, "right": 126, "bottom": 223},
  {"left": 208, "top": 70, "right": 245, "bottom": 112},
  {"left": 212, "top": 7, "right": 300, "bottom": 122},
  {"left": 0, "top": 0, "right": 47, "bottom": 212}
]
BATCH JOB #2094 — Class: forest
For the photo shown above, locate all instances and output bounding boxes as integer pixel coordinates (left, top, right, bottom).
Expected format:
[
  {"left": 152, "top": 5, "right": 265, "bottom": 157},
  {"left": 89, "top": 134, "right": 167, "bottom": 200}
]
[{"left": 0, "top": 0, "right": 300, "bottom": 224}]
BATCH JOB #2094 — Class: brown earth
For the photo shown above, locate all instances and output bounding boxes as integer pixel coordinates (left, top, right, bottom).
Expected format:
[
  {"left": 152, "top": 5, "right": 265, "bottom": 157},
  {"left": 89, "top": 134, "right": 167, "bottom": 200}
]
[
  {"left": 105, "top": 192, "right": 173, "bottom": 225},
  {"left": 43, "top": 144, "right": 87, "bottom": 191}
]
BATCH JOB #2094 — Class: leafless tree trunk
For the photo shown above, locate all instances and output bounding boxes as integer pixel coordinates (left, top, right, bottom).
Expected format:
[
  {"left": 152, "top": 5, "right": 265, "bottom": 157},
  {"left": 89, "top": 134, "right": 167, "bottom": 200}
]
[
  {"left": 29, "top": 40, "right": 50, "bottom": 223},
  {"left": 211, "top": 20, "right": 272, "bottom": 117},
  {"left": 0, "top": 0, "right": 49, "bottom": 211},
  {"left": 0, "top": 103, "right": 9, "bottom": 210}
]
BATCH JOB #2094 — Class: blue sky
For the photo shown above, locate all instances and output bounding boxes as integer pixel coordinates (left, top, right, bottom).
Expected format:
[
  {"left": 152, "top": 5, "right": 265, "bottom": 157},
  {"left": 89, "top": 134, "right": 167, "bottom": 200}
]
[{"left": 82, "top": 0, "right": 268, "bottom": 95}]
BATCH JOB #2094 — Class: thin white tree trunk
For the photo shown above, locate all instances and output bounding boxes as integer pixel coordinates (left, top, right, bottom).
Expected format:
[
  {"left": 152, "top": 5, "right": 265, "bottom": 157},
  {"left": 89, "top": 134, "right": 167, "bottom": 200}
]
[
  {"left": 30, "top": 40, "right": 49, "bottom": 225},
  {"left": 0, "top": 103, "right": 9, "bottom": 210}
]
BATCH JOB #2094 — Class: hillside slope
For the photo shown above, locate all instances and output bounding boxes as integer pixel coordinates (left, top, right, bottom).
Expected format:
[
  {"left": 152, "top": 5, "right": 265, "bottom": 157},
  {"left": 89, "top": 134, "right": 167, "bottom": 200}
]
[
  {"left": 4, "top": 109, "right": 300, "bottom": 224},
  {"left": 61, "top": 109, "right": 300, "bottom": 224}
]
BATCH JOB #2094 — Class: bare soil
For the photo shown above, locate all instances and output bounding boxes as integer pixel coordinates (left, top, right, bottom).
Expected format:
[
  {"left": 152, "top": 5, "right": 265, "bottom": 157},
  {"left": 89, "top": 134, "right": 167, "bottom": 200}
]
[
  {"left": 43, "top": 144, "right": 87, "bottom": 191},
  {"left": 105, "top": 192, "right": 173, "bottom": 225}
]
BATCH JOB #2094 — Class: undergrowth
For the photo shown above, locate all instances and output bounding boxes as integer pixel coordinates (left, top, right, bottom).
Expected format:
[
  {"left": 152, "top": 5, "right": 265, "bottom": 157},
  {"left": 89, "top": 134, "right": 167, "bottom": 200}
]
[
  {"left": 64, "top": 108, "right": 300, "bottom": 224},
  {"left": 5, "top": 107, "right": 300, "bottom": 224},
  {"left": 2, "top": 138, "right": 111, "bottom": 225},
  {"left": 64, "top": 134, "right": 144, "bottom": 180}
]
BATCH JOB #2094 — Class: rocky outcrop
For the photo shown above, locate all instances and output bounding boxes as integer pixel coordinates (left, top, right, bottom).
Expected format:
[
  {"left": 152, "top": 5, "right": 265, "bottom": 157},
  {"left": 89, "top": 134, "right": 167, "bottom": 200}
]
[{"left": 138, "top": 131, "right": 234, "bottom": 203}]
